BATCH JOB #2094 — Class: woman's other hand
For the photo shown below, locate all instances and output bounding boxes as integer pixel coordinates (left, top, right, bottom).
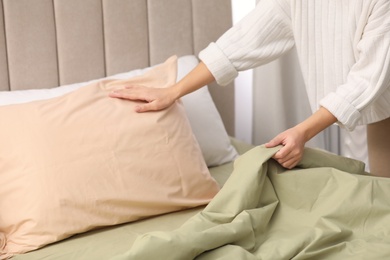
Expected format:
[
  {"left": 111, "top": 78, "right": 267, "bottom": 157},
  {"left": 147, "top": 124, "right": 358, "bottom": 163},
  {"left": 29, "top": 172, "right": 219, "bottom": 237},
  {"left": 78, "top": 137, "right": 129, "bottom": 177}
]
[
  {"left": 265, "top": 127, "right": 305, "bottom": 169},
  {"left": 265, "top": 106, "right": 337, "bottom": 169}
]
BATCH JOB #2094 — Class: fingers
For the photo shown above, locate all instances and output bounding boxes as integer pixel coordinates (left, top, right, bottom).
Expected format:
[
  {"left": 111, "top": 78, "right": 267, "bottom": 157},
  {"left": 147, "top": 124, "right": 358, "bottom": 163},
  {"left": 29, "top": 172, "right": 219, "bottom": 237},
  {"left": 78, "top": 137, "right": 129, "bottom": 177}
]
[
  {"left": 134, "top": 102, "right": 161, "bottom": 113},
  {"left": 108, "top": 86, "right": 148, "bottom": 102},
  {"left": 264, "top": 127, "right": 306, "bottom": 169},
  {"left": 265, "top": 135, "right": 283, "bottom": 148},
  {"left": 272, "top": 145, "right": 303, "bottom": 169},
  {"left": 108, "top": 85, "right": 174, "bottom": 113},
  {"left": 265, "top": 140, "right": 278, "bottom": 148},
  {"left": 275, "top": 157, "right": 297, "bottom": 169},
  {"left": 109, "top": 89, "right": 154, "bottom": 112}
]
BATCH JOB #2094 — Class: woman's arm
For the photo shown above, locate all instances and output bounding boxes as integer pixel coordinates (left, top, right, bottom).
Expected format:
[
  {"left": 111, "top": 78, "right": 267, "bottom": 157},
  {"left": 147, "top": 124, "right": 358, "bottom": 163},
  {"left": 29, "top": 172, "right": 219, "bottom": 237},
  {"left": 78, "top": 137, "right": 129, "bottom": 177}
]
[
  {"left": 110, "top": 0, "right": 295, "bottom": 111},
  {"left": 109, "top": 62, "right": 215, "bottom": 112},
  {"left": 319, "top": 0, "right": 390, "bottom": 130}
]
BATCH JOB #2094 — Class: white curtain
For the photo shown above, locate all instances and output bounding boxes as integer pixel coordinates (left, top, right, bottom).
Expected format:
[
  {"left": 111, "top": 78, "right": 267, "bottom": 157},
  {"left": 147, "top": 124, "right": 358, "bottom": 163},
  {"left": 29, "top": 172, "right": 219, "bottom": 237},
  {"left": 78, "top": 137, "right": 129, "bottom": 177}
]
[{"left": 251, "top": 47, "right": 369, "bottom": 169}]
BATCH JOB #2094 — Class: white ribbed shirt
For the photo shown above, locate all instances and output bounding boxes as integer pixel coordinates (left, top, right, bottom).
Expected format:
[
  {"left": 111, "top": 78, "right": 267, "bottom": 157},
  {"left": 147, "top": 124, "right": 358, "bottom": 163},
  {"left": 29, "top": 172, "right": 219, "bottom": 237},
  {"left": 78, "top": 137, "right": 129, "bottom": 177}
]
[{"left": 199, "top": 0, "right": 390, "bottom": 130}]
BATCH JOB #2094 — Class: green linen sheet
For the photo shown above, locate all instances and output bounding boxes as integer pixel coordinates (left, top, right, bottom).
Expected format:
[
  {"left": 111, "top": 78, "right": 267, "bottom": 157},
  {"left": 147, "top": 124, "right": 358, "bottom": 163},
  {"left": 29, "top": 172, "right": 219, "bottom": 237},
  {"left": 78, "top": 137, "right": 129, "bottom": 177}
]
[{"left": 113, "top": 145, "right": 390, "bottom": 260}]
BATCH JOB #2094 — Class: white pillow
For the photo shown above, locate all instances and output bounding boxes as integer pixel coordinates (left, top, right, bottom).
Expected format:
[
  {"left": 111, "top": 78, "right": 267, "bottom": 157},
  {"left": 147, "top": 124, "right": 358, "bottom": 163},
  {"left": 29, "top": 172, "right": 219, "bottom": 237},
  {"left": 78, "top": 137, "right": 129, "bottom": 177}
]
[{"left": 0, "top": 55, "right": 238, "bottom": 166}]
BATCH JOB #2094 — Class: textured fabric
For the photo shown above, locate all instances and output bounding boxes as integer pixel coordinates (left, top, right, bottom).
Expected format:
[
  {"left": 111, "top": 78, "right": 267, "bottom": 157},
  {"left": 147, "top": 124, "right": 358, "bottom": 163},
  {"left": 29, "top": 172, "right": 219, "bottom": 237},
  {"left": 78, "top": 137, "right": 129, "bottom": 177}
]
[
  {"left": 148, "top": 0, "right": 193, "bottom": 65},
  {"left": 54, "top": 0, "right": 105, "bottom": 85},
  {"left": 0, "top": 55, "right": 238, "bottom": 167},
  {"left": 199, "top": 0, "right": 390, "bottom": 130},
  {"left": 3, "top": 0, "right": 58, "bottom": 90},
  {"left": 113, "top": 146, "right": 390, "bottom": 260},
  {"left": 102, "top": 0, "right": 149, "bottom": 76},
  {"left": 0, "top": 56, "right": 220, "bottom": 259},
  {"left": 0, "top": 0, "right": 235, "bottom": 136},
  {"left": 0, "top": 0, "right": 8, "bottom": 91}
]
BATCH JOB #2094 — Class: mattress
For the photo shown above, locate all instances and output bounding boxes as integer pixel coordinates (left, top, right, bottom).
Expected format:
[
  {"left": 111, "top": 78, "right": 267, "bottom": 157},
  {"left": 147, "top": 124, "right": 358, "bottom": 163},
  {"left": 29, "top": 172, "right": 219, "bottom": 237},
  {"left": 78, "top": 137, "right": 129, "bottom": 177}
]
[{"left": 12, "top": 138, "right": 254, "bottom": 260}]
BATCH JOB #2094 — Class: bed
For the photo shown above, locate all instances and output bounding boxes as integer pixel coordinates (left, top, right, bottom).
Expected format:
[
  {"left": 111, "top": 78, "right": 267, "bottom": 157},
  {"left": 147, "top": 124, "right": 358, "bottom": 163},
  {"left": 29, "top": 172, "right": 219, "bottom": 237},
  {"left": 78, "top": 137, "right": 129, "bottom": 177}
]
[
  {"left": 0, "top": 0, "right": 250, "bottom": 259},
  {"left": 2, "top": 1, "right": 390, "bottom": 260}
]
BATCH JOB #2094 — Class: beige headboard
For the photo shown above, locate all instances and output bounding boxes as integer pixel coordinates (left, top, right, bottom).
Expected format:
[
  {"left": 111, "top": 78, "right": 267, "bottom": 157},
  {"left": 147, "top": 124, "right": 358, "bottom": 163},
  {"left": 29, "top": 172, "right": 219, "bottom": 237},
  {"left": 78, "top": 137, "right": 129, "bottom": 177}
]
[{"left": 0, "top": 0, "right": 235, "bottom": 135}]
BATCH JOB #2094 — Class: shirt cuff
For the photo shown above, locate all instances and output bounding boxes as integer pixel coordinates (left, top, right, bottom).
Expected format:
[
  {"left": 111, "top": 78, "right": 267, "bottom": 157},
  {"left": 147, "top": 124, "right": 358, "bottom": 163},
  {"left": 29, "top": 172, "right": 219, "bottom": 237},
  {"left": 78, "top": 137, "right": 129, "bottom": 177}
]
[
  {"left": 198, "top": 42, "right": 238, "bottom": 86},
  {"left": 320, "top": 93, "right": 361, "bottom": 131}
]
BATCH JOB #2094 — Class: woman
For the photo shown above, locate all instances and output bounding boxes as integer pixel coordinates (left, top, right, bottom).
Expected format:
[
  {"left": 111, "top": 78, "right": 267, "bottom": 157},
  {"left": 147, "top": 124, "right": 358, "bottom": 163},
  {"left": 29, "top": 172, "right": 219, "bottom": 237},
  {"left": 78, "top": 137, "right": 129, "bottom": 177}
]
[{"left": 110, "top": 0, "right": 390, "bottom": 177}]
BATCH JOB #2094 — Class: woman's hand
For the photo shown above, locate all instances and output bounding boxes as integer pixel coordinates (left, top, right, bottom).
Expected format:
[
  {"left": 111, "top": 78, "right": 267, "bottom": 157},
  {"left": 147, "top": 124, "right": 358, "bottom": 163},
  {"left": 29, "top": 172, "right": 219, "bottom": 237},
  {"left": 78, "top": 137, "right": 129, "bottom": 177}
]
[
  {"left": 109, "top": 85, "right": 179, "bottom": 112},
  {"left": 109, "top": 61, "right": 215, "bottom": 113},
  {"left": 265, "top": 106, "right": 337, "bottom": 169},
  {"left": 265, "top": 126, "right": 306, "bottom": 169}
]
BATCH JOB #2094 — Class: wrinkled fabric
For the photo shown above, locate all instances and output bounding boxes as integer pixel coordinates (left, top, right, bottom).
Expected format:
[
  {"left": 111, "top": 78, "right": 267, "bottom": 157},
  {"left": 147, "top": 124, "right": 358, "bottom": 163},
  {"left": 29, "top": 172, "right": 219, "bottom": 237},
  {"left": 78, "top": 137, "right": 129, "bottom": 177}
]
[
  {"left": 0, "top": 233, "right": 5, "bottom": 252},
  {"left": 112, "top": 145, "right": 390, "bottom": 260},
  {"left": 0, "top": 56, "right": 219, "bottom": 260}
]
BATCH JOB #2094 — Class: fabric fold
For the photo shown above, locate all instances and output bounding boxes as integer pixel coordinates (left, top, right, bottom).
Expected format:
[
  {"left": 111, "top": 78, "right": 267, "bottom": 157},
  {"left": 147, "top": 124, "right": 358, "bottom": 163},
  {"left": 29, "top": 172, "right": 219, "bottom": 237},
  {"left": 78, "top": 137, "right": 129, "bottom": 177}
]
[
  {"left": 0, "top": 233, "right": 5, "bottom": 252},
  {"left": 112, "top": 145, "right": 390, "bottom": 260}
]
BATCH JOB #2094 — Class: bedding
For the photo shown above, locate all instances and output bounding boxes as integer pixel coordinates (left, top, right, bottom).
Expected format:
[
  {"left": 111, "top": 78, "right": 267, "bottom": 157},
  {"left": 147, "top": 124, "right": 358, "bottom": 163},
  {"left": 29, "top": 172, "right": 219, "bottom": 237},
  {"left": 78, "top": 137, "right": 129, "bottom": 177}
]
[
  {"left": 0, "top": 55, "right": 238, "bottom": 167},
  {"left": 0, "top": 56, "right": 221, "bottom": 259},
  {"left": 113, "top": 146, "right": 390, "bottom": 260},
  {"left": 10, "top": 138, "right": 253, "bottom": 260},
  {"left": 0, "top": 1, "right": 239, "bottom": 259}
]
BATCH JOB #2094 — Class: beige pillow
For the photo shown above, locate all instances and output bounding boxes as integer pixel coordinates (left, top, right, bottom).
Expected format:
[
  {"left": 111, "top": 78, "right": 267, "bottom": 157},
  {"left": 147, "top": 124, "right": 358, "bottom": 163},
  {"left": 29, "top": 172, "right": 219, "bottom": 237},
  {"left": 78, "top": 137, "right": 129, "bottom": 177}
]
[
  {"left": 0, "top": 56, "right": 220, "bottom": 259},
  {"left": 0, "top": 55, "right": 239, "bottom": 167}
]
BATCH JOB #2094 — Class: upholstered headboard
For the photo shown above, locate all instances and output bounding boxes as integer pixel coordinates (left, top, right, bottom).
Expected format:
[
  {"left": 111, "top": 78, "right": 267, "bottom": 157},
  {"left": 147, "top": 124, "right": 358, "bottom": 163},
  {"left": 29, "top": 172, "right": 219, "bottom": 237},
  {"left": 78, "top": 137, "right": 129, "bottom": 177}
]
[{"left": 0, "top": 0, "right": 235, "bottom": 135}]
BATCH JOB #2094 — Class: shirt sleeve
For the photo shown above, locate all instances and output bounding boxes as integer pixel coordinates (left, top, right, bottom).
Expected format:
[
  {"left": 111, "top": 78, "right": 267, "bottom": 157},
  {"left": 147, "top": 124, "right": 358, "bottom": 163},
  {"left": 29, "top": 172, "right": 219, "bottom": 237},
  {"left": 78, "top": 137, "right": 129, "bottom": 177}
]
[
  {"left": 320, "top": 0, "right": 390, "bottom": 130},
  {"left": 199, "top": 0, "right": 295, "bottom": 86}
]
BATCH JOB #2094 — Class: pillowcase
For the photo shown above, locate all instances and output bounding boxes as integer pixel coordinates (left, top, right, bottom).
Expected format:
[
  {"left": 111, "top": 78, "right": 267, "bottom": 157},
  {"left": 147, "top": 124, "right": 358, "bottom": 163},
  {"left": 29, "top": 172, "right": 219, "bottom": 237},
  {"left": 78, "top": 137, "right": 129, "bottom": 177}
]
[
  {"left": 177, "top": 56, "right": 238, "bottom": 167},
  {"left": 0, "top": 56, "right": 220, "bottom": 259},
  {"left": 0, "top": 55, "right": 238, "bottom": 167}
]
